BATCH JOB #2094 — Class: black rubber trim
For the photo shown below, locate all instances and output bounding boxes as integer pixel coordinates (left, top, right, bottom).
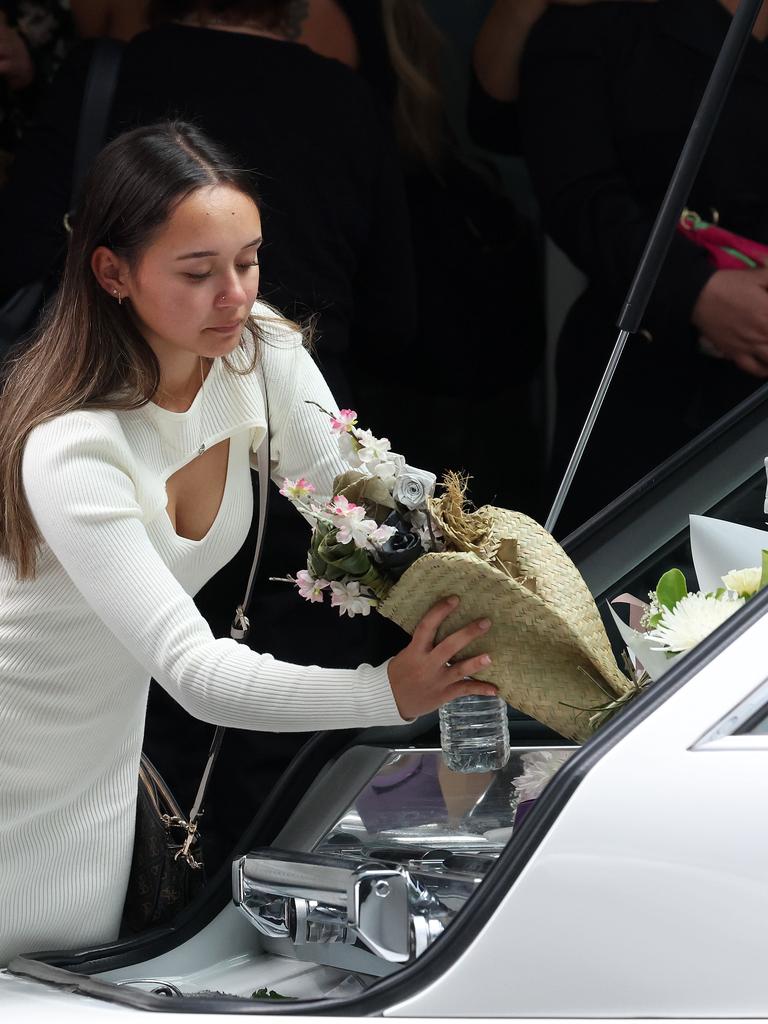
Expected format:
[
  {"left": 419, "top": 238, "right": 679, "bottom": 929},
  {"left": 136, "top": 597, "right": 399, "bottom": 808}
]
[{"left": 11, "top": 586, "right": 768, "bottom": 1014}]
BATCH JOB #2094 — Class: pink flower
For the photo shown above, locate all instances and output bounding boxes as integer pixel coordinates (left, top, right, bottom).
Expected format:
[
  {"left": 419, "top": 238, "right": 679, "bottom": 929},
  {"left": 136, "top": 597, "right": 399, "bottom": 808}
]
[
  {"left": 368, "top": 523, "right": 398, "bottom": 547},
  {"left": 330, "top": 409, "right": 358, "bottom": 434},
  {"left": 329, "top": 495, "right": 360, "bottom": 518},
  {"left": 295, "top": 569, "right": 329, "bottom": 603},
  {"left": 280, "top": 478, "right": 316, "bottom": 500}
]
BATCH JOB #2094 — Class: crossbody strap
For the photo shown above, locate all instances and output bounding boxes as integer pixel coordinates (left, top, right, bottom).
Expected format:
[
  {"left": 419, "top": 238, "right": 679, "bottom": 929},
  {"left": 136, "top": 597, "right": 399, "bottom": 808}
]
[{"left": 187, "top": 365, "right": 271, "bottom": 827}]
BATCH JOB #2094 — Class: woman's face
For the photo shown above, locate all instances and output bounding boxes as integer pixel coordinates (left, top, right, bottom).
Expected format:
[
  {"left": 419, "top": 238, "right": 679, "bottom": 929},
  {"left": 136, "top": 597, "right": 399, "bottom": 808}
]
[{"left": 124, "top": 184, "right": 262, "bottom": 365}]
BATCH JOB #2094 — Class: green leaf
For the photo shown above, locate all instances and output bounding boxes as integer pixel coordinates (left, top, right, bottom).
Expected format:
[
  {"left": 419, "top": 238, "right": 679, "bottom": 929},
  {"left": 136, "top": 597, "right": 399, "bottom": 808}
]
[
  {"left": 252, "top": 988, "right": 293, "bottom": 1001},
  {"left": 655, "top": 568, "right": 687, "bottom": 612},
  {"left": 759, "top": 550, "right": 768, "bottom": 593}
]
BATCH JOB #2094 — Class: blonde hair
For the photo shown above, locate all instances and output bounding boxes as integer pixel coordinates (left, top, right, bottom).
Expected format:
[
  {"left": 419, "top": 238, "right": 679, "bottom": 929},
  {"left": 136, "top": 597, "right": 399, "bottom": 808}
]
[{"left": 380, "top": 0, "right": 446, "bottom": 171}]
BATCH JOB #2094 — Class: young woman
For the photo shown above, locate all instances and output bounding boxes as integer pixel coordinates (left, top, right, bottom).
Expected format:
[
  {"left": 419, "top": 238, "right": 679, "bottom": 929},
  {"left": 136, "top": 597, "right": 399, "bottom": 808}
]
[{"left": 0, "top": 121, "right": 496, "bottom": 964}]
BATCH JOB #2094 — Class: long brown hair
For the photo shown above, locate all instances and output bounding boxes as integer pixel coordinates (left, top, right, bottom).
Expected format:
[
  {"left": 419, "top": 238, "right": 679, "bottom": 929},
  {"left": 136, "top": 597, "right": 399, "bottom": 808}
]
[
  {"left": 0, "top": 121, "right": 279, "bottom": 579},
  {"left": 380, "top": 0, "right": 447, "bottom": 172}
]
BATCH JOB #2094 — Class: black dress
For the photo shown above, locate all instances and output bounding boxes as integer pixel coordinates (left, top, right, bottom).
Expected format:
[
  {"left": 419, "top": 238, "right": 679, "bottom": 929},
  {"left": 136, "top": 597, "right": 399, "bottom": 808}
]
[
  {"left": 0, "top": 25, "right": 416, "bottom": 869},
  {"left": 518, "top": 0, "right": 768, "bottom": 534}
]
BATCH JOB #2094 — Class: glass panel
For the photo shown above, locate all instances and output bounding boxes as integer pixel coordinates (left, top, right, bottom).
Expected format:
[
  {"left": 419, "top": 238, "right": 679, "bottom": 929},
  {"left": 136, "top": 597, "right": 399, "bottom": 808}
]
[
  {"left": 739, "top": 714, "right": 768, "bottom": 735},
  {"left": 314, "top": 747, "right": 575, "bottom": 860}
]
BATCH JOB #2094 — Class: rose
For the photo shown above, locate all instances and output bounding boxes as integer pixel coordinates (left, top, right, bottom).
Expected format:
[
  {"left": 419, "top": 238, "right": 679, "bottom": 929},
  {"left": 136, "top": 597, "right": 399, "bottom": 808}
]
[
  {"left": 373, "top": 513, "right": 426, "bottom": 580},
  {"left": 392, "top": 465, "right": 436, "bottom": 511}
]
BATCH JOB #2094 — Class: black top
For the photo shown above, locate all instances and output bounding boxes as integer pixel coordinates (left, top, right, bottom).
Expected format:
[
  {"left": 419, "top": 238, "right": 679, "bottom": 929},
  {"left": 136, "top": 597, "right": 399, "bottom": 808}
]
[
  {"left": 0, "top": 24, "right": 416, "bottom": 398},
  {"left": 516, "top": 0, "right": 768, "bottom": 529},
  {"left": 519, "top": 0, "right": 768, "bottom": 343}
]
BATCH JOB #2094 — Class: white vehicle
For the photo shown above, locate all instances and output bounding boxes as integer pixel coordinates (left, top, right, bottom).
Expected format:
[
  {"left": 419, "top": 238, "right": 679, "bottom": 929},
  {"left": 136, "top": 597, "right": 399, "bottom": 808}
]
[{"left": 4, "top": 389, "right": 768, "bottom": 1019}]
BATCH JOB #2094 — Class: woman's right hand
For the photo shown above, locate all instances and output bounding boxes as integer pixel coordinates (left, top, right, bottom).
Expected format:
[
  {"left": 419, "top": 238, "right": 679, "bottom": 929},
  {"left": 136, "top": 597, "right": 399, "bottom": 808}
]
[
  {"left": 387, "top": 596, "right": 497, "bottom": 720},
  {"left": 691, "top": 267, "right": 768, "bottom": 377}
]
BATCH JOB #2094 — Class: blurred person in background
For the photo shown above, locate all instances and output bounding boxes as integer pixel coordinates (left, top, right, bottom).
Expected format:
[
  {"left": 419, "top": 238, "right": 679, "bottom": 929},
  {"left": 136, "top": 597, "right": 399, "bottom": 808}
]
[
  {"left": 472, "top": 0, "right": 768, "bottom": 534},
  {"left": 326, "top": 0, "right": 546, "bottom": 519},
  {"left": 0, "top": 0, "right": 74, "bottom": 182}
]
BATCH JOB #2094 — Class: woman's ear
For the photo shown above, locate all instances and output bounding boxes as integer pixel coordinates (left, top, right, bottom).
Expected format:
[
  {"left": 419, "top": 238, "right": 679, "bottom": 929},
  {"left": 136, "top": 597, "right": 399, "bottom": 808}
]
[{"left": 91, "top": 246, "right": 131, "bottom": 301}]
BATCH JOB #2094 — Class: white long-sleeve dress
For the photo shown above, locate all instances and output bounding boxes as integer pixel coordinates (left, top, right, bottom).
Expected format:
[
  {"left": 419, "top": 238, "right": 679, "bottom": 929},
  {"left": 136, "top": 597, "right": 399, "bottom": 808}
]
[{"left": 0, "top": 310, "right": 406, "bottom": 964}]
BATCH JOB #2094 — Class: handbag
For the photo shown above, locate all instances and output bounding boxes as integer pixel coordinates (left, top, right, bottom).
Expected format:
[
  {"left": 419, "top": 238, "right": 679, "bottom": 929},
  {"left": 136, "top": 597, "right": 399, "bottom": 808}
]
[
  {"left": 677, "top": 208, "right": 768, "bottom": 270},
  {"left": 0, "top": 38, "right": 123, "bottom": 353},
  {"left": 120, "top": 379, "right": 272, "bottom": 935}
]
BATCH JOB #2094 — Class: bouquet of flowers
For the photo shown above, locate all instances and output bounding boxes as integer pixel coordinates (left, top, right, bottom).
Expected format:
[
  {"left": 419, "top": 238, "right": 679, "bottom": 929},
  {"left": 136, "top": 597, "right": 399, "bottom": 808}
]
[
  {"left": 278, "top": 405, "right": 442, "bottom": 616},
  {"left": 278, "top": 405, "right": 631, "bottom": 743},
  {"left": 610, "top": 515, "right": 768, "bottom": 683},
  {"left": 585, "top": 515, "right": 768, "bottom": 730}
]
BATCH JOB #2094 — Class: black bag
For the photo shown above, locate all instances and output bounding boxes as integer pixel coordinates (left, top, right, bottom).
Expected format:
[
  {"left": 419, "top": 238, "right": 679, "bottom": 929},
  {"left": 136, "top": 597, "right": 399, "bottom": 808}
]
[
  {"left": 0, "top": 39, "right": 123, "bottom": 353},
  {"left": 120, "top": 374, "right": 272, "bottom": 935},
  {"left": 120, "top": 754, "right": 206, "bottom": 934}
]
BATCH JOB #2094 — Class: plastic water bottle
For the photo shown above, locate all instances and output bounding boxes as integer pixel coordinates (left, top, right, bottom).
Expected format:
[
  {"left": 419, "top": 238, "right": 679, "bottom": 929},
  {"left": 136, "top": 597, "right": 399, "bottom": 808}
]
[{"left": 439, "top": 694, "right": 510, "bottom": 773}]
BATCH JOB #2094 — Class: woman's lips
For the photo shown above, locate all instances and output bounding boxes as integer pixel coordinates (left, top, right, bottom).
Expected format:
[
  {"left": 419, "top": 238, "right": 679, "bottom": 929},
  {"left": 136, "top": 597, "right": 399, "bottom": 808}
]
[{"left": 208, "top": 320, "right": 242, "bottom": 334}]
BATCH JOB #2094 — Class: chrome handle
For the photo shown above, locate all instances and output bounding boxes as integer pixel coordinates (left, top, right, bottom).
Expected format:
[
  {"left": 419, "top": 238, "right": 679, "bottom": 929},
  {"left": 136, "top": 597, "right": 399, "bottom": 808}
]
[{"left": 233, "top": 848, "right": 446, "bottom": 963}]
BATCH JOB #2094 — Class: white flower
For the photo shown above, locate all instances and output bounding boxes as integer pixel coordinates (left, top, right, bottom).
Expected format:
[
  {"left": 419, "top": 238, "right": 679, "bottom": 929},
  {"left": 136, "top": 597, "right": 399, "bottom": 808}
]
[
  {"left": 356, "top": 429, "right": 391, "bottom": 461},
  {"left": 355, "top": 430, "right": 402, "bottom": 481},
  {"left": 336, "top": 514, "right": 379, "bottom": 548},
  {"left": 722, "top": 566, "right": 762, "bottom": 598},
  {"left": 338, "top": 431, "right": 362, "bottom": 467},
  {"left": 393, "top": 465, "right": 436, "bottom": 510},
  {"left": 371, "top": 459, "right": 399, "bottom": 483},
  {"left": 512, "top": 750, "right": 574, "bottom": 803},
  {"left": 648, "top": 591, "right": 745, "bottom": 654},
  {"left": 295, "top": 570, "right": 329, "bottom": 604},
  {"left": 329, "top": 580, "right": 377, "bottom": 617}
]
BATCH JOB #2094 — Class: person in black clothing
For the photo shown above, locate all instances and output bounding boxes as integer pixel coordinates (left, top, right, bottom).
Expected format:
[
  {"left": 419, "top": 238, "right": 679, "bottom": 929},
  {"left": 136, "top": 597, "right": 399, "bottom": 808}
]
[
  {"left": 514, "top": 0, "right": 768, "bottom": 534},
  {"left": 0, "top": 0, "right": 76, "bottom": 181},
  {"left": 313, "top": 0, "right": 545, "bottom": 517},
  {"left": 0, "top": 0, "right": 417, "bottom": 874}
]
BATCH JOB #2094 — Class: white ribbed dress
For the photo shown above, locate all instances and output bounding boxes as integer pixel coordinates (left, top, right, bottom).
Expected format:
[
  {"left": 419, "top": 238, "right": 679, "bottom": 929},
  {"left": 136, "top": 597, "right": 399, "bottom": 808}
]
[{"left": 0, "top": 312, "right": 407, "bottom": 964}]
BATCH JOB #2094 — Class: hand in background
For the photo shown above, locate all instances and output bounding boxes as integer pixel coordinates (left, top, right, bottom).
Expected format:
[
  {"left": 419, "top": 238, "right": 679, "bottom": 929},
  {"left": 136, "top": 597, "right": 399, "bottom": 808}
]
[
  {"left": 692, "top": 267, "right": 768, "bottom": 378},
  {"left": 387, "top": 596, "right": 497, "bottom": 720},
  {"left": 0, "top": 16, "right": 35, "bottom": 92}
]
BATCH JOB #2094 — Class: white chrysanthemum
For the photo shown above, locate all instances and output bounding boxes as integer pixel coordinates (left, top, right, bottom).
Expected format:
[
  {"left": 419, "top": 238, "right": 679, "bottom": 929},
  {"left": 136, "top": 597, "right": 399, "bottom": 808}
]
[
  {"left": 512, "top": 750, "right": 574, "bottom": 802},
  {"left": 721, "top": 567, "right": 762, "bottom": 598},
  {"left": 648, "top": 591, "right": 745, "bottom": 654}
]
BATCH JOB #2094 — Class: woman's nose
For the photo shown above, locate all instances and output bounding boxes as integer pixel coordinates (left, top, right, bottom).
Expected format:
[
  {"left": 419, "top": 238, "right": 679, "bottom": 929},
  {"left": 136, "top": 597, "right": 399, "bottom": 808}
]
[{"left": 215, "top": 273, "right": 249, "bottom": 307}]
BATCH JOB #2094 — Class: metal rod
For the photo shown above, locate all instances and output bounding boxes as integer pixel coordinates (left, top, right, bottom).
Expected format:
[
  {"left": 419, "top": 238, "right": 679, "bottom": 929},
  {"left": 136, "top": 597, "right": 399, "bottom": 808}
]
[
  {"left": 545, "top": 0, "right": 763, "bottom": 534},
  {"left": 545, "top": 330, "right": 630, "bottom": 534}
]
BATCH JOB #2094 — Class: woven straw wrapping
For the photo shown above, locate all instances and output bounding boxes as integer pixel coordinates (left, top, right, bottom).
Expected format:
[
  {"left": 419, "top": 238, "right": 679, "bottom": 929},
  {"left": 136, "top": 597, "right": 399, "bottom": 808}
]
[{"left": 377, "top": 508, "right": 630, "bottom": 743}]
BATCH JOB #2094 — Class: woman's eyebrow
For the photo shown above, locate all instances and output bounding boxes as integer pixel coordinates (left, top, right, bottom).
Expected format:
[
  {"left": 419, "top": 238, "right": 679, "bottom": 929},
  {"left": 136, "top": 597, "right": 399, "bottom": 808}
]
[{"left": 175, "top": 237, "right": 262, "bottom": 260}]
